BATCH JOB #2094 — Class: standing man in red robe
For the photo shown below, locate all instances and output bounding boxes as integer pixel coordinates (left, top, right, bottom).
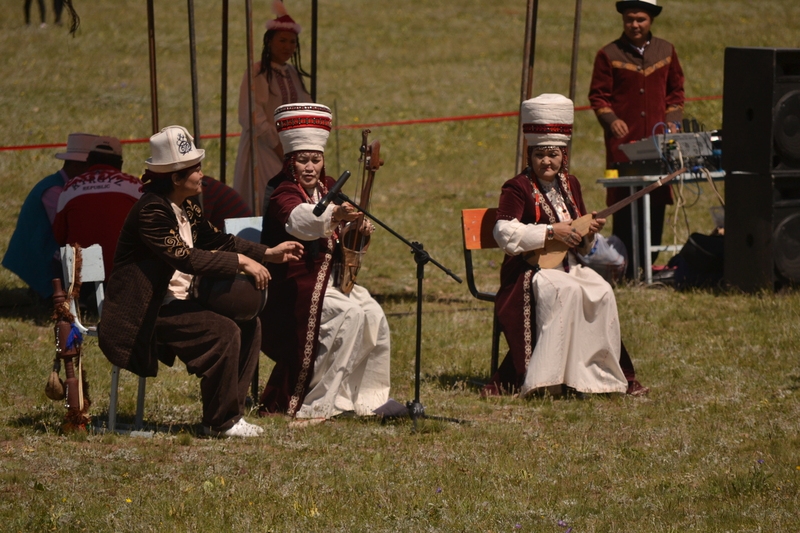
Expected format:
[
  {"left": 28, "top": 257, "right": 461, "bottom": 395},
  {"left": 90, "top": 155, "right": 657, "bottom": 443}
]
[{"left": 589, "top": 0, "right": 684, "bottom": 279}]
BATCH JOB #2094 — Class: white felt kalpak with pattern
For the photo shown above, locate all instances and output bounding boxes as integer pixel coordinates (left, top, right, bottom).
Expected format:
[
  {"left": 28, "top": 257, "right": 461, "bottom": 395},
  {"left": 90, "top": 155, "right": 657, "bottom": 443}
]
[{"left": 146, "top": 125, "right": 205, "bottom": 172}]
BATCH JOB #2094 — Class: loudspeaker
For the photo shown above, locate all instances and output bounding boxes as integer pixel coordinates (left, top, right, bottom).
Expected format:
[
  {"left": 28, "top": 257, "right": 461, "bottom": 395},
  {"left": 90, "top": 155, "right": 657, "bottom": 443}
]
[
  {"left": 723, "top": 47, "right": 800, "bottom": 291},
  {"left": 724, "top": 173, "right": 800, "bottom": 291},
  {"left": 722, "top": 47, "right": 800, "bottom": 174}
]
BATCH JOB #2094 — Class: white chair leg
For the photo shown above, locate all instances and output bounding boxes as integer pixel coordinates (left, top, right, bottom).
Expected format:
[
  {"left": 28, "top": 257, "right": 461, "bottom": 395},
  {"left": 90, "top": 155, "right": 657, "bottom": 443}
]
[{"left": 109, "top": 365, "right": 120, "bottom": 432}]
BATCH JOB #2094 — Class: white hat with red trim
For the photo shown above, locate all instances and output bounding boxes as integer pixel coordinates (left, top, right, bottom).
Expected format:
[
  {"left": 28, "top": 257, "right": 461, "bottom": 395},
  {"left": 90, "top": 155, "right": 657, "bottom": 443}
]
[
  {"left": 275, "top": 103, "right": 332, "bottom": 154},
  {"left": 521, "top": 93, "right": 574, "bottom": 147},
  {"left": 266, "top": 0, "right": 302, "bottom": 34}
]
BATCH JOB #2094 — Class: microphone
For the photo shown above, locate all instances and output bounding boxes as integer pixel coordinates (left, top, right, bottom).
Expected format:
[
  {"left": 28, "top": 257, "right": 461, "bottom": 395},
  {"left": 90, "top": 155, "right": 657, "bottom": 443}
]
[{"left": 313, "top": 170, "right": 351, "bottom": 216}]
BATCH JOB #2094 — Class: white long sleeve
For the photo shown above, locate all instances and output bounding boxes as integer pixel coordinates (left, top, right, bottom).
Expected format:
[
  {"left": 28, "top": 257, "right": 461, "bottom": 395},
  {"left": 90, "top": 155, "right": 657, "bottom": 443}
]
[
  {"left": 493, "top": 218, "right": 547, "bottom": 256},
  {"left": 286, "top": 203, "right": 337, "bottom": 241}
]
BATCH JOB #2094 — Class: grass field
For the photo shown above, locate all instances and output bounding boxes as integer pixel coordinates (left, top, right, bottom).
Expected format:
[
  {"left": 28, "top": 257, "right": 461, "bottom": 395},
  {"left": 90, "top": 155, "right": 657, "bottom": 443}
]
[{"left": 2, "top": 1, "right": 800, "bottom": 531}]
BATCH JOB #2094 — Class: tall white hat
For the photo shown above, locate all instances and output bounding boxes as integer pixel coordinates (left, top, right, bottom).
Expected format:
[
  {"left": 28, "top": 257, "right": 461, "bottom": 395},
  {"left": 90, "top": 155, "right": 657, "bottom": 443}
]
[
  {"left": 275, "top": 103, "right": 332, "bottom": 154},
  {"left": 55, "top": 133, "right": 100, "bottom": 162},
  {"left": 145, "top": 125, "right": 205, "bottom": 172},
  {"left": 520, "top": 94, "right": 574, "bottom": 147}
]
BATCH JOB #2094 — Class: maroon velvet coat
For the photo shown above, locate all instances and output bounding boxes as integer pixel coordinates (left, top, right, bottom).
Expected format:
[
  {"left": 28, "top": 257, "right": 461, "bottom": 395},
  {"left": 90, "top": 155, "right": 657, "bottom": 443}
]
[
  {"left": 589, "top": 33, "right": 684, "bottom": 207},
  {"left": 98, "top": 193, "right": 267, "bottom": 377},
  {"left": 258, "top": 173, "right": 337, "bottom": 415}
]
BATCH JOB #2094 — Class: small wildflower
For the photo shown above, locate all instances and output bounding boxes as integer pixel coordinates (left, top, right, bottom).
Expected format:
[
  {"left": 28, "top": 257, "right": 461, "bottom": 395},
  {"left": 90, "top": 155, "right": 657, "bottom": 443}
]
[
  {"left": 436, "top": 487, "right": 442, "bottom": 493},
  {"left": 514, "top": 524, "right": 521, "bottom": 529},
  {"left": 125, "top": 498, "right": 132, "bottom": 503}
]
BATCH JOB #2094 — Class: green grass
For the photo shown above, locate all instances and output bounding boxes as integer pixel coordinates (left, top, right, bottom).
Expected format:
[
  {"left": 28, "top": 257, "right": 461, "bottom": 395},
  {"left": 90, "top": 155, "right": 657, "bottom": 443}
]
[{"left": 2, "top": 1, "right": 800, "bottom": 531}]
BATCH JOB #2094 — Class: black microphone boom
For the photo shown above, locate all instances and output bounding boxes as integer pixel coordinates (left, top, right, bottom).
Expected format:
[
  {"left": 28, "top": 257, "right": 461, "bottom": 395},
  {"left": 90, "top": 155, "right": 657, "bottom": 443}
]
[{"left": 313, "top": 170, "right": 351, "bottom": 216}]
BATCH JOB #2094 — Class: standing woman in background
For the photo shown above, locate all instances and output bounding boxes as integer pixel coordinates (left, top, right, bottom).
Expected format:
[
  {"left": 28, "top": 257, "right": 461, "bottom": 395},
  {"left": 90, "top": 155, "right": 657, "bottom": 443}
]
[{"left": 233, "top": 0, "right": 312, "bottom": 214}]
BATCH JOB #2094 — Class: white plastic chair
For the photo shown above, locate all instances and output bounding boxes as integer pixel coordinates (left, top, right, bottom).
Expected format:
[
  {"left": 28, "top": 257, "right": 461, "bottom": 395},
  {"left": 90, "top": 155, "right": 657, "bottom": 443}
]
[
  {"left": 224, "top": 216, "right": 263, "bottom": 242},
  {"left": 61, "top": 244, "right": 146, "bottom": 433},
  {"left": 224, "top": 216, "right": 264, "bottom": 400}
]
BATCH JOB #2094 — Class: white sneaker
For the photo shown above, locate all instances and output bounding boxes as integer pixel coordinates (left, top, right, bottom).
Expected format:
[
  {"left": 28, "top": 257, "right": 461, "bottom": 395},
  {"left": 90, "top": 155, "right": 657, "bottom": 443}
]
[{"left": 204, "top": 418, "right": 263, "bottom": 438}]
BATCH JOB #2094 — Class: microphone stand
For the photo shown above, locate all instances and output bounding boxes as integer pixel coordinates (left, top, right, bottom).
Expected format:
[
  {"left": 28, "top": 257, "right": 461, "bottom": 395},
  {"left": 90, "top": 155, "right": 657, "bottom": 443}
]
[{"left": 336, "top": 192, "right": 466, "bottom": 430}]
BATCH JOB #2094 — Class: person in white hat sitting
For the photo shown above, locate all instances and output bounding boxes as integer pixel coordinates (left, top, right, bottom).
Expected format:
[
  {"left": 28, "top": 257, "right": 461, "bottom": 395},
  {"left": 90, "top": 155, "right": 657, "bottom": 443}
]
[
  {"left": 98, "top": 125, "right": 303, "bottom": 438},
  {"left": 233, "top": 0, "right": 312, "bottom": 214},
  {"left": 486, "top": 94, "right": 649, "bottom": 398},
  {"left": 589, "top": 0, "right": 685, "bottom": 280},
  {"left": 2, "top": 133, "right": 97, "bottom": 299},
  {"left": 258, "top": 103, "right": 391, "bottom": 421}
]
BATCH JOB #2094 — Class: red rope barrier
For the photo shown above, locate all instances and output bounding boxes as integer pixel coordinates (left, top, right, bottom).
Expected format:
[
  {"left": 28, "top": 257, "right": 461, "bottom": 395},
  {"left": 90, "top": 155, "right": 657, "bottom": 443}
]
[{"left": 0, "top": 95, "right": 722, "bottom": 153}]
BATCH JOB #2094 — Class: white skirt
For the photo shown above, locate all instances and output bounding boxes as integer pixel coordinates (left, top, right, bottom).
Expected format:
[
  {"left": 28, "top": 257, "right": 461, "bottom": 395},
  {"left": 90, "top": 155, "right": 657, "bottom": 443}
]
[
  {"left": 521, "top": 265, "right": 627, "bottom": 395},
  {"left": 296, "top": 284, "right": 391, "bottom": 419}
]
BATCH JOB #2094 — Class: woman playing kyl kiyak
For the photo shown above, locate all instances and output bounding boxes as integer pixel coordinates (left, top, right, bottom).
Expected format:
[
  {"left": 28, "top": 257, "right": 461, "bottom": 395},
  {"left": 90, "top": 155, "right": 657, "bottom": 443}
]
[
  {"left": 258, "top": 103, "right": 391, "bottom": 421},
  {"left": 484, "top": 94, "right": 649, "bottom": 398}
]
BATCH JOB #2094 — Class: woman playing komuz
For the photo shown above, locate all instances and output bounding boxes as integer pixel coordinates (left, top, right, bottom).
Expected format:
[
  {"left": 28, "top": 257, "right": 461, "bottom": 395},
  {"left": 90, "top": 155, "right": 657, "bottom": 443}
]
[{"left": 486, "top": 94, "right": 646, "bottom": 397}]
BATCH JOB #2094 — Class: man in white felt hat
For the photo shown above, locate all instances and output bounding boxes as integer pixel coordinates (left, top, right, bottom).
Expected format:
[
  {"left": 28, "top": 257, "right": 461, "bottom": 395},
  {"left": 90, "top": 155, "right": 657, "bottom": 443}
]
[
  {"left": 98, "top": 125, "right": 303, "bottom": 438},
  {"left": 589, "top": 0, "right": 685, "bottom": 280},
  {"left": 257, "top": 103, "right": 392, "bottom": 422},
  {"left": 2, "top": 133, "right": 98, "bottom": 298}
]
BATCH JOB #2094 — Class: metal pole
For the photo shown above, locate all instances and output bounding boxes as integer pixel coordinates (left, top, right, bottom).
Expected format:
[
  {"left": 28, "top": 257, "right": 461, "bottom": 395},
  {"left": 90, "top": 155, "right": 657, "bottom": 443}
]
[
  {"left": 568, "top": 0, "right": 582, "bottom": 103},
  {"left": 515, "top": 0, "right": 539, "bottom": 174},
  {"left": 146, "top": 0, "right": 159, "bottom": 134},
  {"left": 311, "top": 0, "right": 318, "bottom": 101},
  {"left": 245, "top": 0, "right": 258, "bottom": 214},
  {"left": 220, "top": 0, "right": 230, "bottom": 183},
  {"left": 187, "top": 0, "right": 201, "bottom": 147},
  {"left": 567, "top": 0, "right": 582, "bottom": 155}
]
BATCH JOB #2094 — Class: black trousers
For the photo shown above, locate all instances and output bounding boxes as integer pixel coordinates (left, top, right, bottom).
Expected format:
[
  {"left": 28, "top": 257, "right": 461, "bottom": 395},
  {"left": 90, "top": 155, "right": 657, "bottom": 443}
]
[
  {"left": 612, "top": 201, "right": 666, "bottom": 280},
  {"left": 156, "top": 300, "right": 260, "bottom": 431},
  {"left": 24, "top": 0, "right": 45, "bottom": 24},
  {"left": 53, "top": 0, "right": 63, "bottom": 23}
]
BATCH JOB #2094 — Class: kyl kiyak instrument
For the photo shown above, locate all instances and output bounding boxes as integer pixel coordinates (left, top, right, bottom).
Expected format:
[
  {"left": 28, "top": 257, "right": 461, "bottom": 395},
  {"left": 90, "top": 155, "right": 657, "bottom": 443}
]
[{"left": 337, "top": 129, "right": 384, "bottom": 294}]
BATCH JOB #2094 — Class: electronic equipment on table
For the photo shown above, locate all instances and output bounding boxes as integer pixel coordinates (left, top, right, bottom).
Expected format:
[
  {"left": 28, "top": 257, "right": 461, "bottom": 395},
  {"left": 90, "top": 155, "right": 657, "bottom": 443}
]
[{"left": 615, "top": 125, "right": 722, "bottom": 177}]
